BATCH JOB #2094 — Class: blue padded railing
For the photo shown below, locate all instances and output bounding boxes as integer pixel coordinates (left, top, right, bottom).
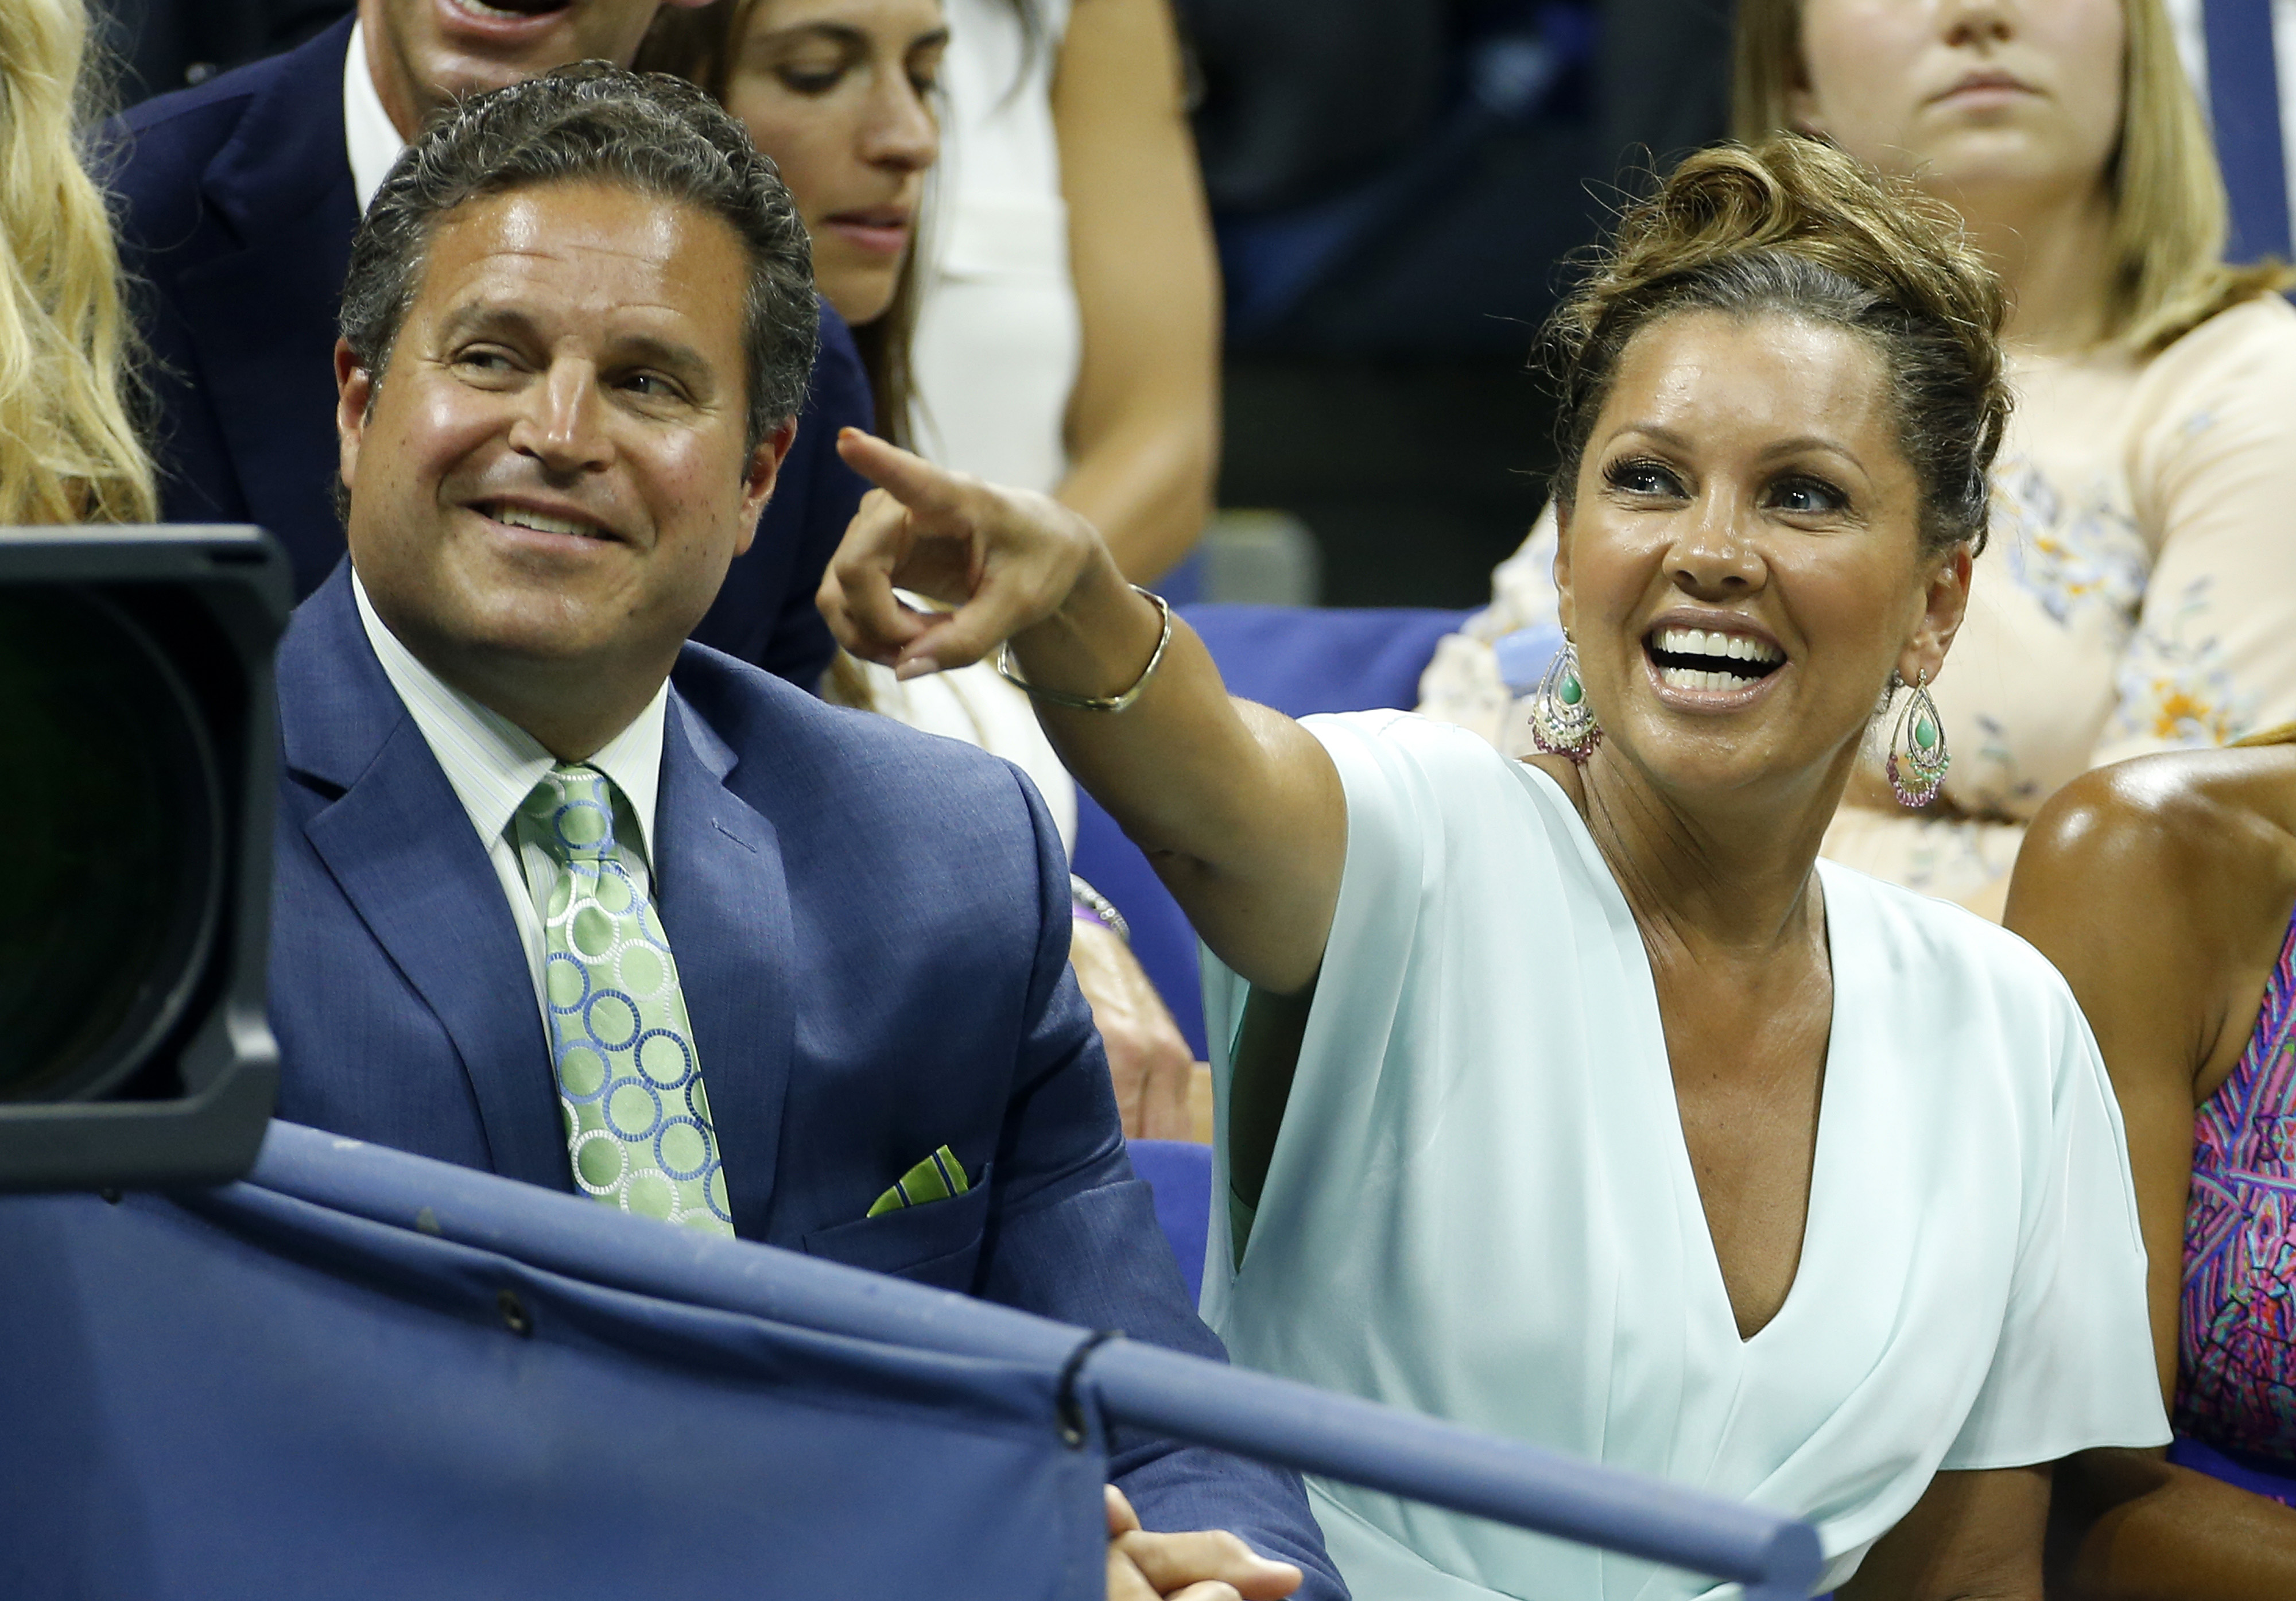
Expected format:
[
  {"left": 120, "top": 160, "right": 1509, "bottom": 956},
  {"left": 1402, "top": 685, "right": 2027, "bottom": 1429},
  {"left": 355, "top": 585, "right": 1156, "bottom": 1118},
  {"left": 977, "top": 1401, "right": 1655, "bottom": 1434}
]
[{"left": 234, "top": 1122, "right": 1822, "bottom": 1599}]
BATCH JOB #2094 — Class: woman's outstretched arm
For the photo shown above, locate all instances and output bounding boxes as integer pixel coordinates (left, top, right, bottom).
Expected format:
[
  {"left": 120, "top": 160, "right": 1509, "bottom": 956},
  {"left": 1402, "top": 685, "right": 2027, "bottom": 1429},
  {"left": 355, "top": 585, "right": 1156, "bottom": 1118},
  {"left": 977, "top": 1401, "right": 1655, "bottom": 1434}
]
[{"left": 821, "top": 429, "right": 1344, "bottom": 994}]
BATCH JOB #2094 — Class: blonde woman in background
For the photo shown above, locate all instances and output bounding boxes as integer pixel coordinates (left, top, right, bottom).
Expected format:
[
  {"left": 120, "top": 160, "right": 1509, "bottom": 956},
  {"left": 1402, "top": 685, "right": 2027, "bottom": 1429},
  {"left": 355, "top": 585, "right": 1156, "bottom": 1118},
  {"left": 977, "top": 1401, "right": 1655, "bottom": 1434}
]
[
  {"left": 1420, "top": 0, "right": 2296, "bottom": 919},
  {"left": 0, "top": 0, "right": 153, "bottom": 526},
  {"left": 639, "top": 0, "right": 1205, "bottom": 1140}
]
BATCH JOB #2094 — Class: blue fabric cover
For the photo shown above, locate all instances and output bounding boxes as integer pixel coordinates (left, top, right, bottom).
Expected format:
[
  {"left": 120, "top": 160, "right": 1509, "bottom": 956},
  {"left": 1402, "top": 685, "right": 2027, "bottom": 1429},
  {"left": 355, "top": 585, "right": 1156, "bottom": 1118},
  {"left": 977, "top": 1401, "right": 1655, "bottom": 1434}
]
[
  {"left": 0, "top": 1123, "right": 1824, "bottom": 1600},
  {"left": 1073, "top": 605, "right": 1472, "bottom": 1056},
  {"left": 0, "top": 1179, "right": 1106, "bottom": 1598},
  {"left": 102, "top": 17, "right": 871, "bottom": 687},
  {"left": 1128, "top": 1139, "right": 1216, "bottom": 1304},
  {"left": 261, "top": 568, "right": 1340, "bottom": 1593}
]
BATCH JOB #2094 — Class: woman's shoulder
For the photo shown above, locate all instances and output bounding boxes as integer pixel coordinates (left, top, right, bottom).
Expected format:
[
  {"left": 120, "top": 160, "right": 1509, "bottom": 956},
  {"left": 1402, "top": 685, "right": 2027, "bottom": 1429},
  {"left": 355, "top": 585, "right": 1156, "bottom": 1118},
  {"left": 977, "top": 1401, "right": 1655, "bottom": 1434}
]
[
  {"left": 1302, "top": 710, "right": 1601, "bottom": 877},
  {"left": 2137, "top": 290, "right": 2296, "bottom": 406},
  {"left": 1819, "top": 860, "right": 2082, "bottom": 1031}
]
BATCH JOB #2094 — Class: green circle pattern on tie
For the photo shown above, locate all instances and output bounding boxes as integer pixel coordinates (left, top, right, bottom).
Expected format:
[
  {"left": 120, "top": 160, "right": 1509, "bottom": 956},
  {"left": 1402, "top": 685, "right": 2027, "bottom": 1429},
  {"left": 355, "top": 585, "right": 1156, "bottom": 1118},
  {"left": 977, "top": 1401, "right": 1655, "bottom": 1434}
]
[{"left": 518, "top": 763, "right": 734, "bottom": 1236}]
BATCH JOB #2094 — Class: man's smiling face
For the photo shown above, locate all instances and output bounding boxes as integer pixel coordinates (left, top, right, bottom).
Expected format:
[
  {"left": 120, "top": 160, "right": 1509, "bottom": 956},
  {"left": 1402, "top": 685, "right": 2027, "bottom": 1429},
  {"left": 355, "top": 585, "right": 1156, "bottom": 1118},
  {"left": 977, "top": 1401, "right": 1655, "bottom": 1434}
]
[
  {"left": 360, "top": 0, "right": 699, "bottom": 134},
  {"left": 337, "top": 178, "right": 784, "bottom": 705}
]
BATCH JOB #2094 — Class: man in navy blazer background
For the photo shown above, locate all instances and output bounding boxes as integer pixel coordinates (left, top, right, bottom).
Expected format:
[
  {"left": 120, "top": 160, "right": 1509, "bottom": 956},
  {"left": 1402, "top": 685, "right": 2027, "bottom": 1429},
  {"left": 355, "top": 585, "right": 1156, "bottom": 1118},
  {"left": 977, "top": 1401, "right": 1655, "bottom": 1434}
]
[
  {"left": 267, "top": 63, "right": 1337, "bottom": 1600},
  {"left": 106, "top": 0, "right": 866, "bottom": 687}
]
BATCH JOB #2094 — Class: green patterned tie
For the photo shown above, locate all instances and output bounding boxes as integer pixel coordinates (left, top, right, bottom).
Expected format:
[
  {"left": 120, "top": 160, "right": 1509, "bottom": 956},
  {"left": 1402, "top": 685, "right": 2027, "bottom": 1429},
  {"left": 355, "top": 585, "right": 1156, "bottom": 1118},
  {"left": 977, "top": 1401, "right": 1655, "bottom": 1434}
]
[{"left": 517, "top": 764, "right": 734, "bottom": 1237}]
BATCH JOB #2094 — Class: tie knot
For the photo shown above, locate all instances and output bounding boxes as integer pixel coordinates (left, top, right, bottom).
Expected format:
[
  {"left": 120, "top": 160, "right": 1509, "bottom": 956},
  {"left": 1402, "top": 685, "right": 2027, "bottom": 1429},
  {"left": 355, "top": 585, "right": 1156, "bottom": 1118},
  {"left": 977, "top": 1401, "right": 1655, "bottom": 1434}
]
[{"left": 522, "top": 763, "right": 619, "bottom": 862}]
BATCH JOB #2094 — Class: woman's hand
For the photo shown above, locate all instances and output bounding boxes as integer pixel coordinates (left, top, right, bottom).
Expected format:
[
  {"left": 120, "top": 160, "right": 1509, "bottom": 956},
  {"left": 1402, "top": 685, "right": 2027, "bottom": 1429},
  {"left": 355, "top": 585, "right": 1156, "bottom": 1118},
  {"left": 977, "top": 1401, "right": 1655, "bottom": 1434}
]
[
  {"left": 828, "top": 425, "right": 1345, "bottom": 997},
  {"left": 823, "top": 428, "right": 1116, "bottom": 681}
]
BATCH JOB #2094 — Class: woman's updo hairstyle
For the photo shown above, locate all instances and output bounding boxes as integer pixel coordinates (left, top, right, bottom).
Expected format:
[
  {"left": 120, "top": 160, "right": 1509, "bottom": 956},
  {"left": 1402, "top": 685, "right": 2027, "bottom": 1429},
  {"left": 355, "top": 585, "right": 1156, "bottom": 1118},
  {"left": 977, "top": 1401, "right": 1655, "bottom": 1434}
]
[{"left": 1545, "top": 136, "right": 2009, "bottom": 557}]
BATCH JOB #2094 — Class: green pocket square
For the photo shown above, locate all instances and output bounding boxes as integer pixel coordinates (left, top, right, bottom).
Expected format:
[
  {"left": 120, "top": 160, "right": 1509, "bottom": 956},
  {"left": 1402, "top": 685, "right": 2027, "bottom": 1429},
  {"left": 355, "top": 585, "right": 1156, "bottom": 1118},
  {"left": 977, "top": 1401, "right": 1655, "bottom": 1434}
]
[{"left": 867, "top": 1145, "right": 970, "bottom": 1218}]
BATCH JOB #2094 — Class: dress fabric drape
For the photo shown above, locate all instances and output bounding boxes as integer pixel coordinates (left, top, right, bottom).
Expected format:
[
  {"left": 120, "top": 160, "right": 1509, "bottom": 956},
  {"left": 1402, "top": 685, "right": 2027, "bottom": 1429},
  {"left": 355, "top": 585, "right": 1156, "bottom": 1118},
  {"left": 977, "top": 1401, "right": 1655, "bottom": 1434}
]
[{"left": 1200, "top": 712, "right": 2169, "bottom": 1599}]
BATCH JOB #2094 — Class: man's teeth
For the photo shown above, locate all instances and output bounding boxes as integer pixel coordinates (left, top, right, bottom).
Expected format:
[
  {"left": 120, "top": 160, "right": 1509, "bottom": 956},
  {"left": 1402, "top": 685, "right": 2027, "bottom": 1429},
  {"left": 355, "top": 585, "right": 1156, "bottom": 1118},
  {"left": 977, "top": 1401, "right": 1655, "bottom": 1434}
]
[
  {"left": 494, "top": 506, "right": 595, "bottom": 538},
  {"left": 1653, "top": 626, "right": 1783, "bottom": 665}
]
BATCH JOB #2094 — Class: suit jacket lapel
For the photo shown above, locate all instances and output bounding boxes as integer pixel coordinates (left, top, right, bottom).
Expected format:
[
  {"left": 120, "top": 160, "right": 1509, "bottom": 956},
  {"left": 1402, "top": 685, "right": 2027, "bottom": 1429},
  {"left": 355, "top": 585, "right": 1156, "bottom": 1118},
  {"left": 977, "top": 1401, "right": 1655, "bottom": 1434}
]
[
  {"left": 179, "top": 18, "right": 360, "bottom": 569},
  {"left": 654, "top": 695, "right": 794, "bottom": 1239},
  {"left": 281, "top": 568, "right": 569, "bottom": 1192}
]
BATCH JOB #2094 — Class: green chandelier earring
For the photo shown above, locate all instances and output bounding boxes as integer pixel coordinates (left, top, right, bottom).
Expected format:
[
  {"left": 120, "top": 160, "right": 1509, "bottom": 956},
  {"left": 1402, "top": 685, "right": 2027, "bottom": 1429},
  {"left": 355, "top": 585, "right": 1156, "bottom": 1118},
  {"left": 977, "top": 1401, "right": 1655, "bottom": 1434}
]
[
  {"left": 1530, "top": 638, "right": 1601, "bottom": 762},
  {"left": 1886, "top": 669, "right": 1949, "bottom": 807}
]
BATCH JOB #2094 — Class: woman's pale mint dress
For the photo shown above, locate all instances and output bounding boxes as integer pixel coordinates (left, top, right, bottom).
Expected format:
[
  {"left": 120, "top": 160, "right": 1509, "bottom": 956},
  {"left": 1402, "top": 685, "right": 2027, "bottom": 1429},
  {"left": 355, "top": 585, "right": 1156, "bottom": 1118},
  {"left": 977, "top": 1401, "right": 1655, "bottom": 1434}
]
[{"left": 1200, "top": 712, "right": 2170, "bottom": 1600}]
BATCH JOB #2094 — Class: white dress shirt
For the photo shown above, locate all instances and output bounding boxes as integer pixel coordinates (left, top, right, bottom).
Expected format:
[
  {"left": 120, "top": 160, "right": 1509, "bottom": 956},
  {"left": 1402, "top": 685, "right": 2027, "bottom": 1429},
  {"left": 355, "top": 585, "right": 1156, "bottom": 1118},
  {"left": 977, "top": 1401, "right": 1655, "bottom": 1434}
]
[
  {"left": 352, "top": 572, "right": 668, "bottom": 1024},
  {"left": 342, "top": 21, "right": 405, "bottom": 214}
]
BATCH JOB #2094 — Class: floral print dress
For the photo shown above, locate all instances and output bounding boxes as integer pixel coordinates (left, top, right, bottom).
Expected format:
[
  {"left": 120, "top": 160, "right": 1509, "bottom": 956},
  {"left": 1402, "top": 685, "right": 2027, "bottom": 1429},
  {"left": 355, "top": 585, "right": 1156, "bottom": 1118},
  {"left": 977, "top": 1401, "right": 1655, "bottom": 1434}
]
[{"left": 1416, "top": 293, "right": 2296, "bottom": 905}]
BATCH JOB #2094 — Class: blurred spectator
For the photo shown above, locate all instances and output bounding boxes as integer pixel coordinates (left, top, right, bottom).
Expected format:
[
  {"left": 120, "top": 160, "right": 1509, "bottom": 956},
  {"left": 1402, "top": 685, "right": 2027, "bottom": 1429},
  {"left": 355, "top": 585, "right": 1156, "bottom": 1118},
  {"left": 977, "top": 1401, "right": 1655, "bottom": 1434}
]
[
  {"left": 1187, "top": 0, "right": 1732, "bottom": 610},
  {"left": 100, "top": 0, "right": 871, "bottom": 688},
  {"left": 907, "top": 0, "right": 1219, "bottom": 584},
  {"left": 1421, "top": 0, "right": 2296, "bottom": 920},
  {"left": 638, "top": 0, "right": 1203, "bottom": 1140},
  {"left": 89, "top": 0, "right": 348, "bottom": 104},
  {"left": 6, "top": 0, "right": 153, "bottom": 524}
]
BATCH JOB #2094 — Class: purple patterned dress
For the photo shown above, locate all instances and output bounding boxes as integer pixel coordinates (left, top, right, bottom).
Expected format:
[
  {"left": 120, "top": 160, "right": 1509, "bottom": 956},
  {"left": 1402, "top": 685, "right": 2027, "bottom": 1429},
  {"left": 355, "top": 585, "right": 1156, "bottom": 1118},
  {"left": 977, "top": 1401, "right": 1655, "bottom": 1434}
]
[{"left": 2177, "top": 903, "right": 2296, "bottom": 1483}]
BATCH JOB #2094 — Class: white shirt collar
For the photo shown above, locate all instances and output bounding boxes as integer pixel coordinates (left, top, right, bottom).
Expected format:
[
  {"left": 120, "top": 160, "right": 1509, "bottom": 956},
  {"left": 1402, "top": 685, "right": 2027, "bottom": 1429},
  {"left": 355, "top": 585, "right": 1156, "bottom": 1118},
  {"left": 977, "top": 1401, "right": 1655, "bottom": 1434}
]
[
  {"left": 352, "top": 569, "right": 668, "bottom": 865},
  {"left": 343, "top": 20, "right": 406, "bottom": 215}
]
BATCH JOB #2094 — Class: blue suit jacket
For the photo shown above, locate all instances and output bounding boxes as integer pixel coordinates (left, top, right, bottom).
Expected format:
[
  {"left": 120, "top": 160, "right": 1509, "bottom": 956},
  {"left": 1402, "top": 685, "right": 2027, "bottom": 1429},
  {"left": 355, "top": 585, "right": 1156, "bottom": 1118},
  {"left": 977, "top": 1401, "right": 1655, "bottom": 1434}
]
[
  {"left": 265, "top": 565, "right": 1343, "bottom": 1594},
  {"left": 106, "top": 16, "right": 868, "bottom": 687}
]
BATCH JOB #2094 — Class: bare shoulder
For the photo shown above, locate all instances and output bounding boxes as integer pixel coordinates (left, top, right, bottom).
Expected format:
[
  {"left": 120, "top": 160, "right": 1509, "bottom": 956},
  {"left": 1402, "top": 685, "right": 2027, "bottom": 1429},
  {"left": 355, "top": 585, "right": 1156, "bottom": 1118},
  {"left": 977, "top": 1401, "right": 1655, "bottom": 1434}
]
[
  {"left": 2010, "top": 750, "right": 2296, "bottom": 1039},
  {"left": 2018, "top": 748, "right": 2296, "bottom": 901}
]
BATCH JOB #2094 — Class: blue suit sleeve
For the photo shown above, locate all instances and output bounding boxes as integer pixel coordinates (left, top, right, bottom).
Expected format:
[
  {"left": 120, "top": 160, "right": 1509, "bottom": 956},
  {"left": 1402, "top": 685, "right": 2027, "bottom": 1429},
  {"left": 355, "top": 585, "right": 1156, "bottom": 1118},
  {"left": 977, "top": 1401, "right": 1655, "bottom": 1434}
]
[{"left": 975, "top": 766, "right": 1345, "bottom": 1599}]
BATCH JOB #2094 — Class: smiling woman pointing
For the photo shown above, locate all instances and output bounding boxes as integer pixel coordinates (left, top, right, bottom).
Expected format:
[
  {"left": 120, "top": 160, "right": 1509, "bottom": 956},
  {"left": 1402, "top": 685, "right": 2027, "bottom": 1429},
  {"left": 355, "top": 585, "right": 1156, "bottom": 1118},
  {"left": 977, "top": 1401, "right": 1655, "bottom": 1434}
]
[{"left": 821, "top": 137, "right": 2170, "bottom": 1600}]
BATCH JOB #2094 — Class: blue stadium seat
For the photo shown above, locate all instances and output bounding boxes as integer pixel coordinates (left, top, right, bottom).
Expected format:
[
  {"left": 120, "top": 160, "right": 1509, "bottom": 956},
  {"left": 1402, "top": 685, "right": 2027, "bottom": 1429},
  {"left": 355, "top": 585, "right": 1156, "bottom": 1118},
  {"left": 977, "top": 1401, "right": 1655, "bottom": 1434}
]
[
  {"left": 1128, "top": 1139, "right": 1216, "bottom": 1303},
  {"left": 2202, "top": 0, "right": 2293, "bottom": 263},
  {"left": 1073, "top": 604, "right": 1472, "bottom": 1057}
]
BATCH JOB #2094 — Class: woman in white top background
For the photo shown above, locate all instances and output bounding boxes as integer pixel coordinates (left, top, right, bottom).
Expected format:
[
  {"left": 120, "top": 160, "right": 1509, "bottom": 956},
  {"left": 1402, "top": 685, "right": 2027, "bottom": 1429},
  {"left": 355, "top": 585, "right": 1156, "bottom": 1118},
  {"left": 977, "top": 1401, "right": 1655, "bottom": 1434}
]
[
  {"left": 1420, "top": 0, "right": 2296, "bottom": 921},
  {"left": 819, "top": 137, "right": 2167, "bottom": 1598},
  {"left": 911, "top": 0, "right": 1220, "bottom": 584}
]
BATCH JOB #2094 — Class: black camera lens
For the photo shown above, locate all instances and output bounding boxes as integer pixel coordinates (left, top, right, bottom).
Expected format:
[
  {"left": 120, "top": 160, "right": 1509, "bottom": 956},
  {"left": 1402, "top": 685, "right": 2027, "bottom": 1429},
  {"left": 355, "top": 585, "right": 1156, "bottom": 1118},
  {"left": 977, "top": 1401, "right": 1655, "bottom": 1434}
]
[{"left": 1, "top": 586, "right": 225, "bottom": 1102}]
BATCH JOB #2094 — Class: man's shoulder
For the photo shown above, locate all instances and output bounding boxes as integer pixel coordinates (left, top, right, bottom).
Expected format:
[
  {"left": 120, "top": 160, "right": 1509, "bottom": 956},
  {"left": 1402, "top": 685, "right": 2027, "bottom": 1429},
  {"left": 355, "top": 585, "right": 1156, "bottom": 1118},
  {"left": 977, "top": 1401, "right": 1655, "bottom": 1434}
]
[
  {"left": 108, "top": 20, "right": 352, "bottom": 234},
  {"left": 672, "top": 645, "right": 1034, "bottom": 807}
]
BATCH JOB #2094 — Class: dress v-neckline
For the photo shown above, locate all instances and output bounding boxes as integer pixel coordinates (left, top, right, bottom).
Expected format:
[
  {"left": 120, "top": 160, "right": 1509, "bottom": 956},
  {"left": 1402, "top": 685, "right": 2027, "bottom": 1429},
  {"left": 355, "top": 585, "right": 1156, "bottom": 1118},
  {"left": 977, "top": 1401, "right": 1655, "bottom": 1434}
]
[{"left": 1511, "top": 760, "right": 1847, "bottom": 1351}]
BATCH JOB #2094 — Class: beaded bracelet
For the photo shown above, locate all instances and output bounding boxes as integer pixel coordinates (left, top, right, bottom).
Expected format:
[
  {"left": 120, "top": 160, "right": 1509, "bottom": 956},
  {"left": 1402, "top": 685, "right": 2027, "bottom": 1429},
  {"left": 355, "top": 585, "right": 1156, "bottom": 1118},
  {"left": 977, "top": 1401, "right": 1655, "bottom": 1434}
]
[{"left": 994, "top": 587, "right": 1173, "bottom": 714}]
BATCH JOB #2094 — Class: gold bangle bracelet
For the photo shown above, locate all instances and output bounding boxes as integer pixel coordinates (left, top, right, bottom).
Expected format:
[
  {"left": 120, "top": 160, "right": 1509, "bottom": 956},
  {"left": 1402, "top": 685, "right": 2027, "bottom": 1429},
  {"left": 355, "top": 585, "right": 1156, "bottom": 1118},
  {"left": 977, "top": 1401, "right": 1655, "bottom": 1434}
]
[{"left": 994, "top": 586, "right": 1174, "bottom": 714}]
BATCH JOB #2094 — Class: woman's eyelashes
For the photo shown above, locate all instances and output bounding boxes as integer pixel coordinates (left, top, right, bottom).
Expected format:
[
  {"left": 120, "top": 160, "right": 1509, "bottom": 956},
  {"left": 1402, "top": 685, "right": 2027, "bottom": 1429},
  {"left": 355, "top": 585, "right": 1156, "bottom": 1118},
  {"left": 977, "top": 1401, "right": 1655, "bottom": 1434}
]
[
  {"left": 1599, "top": 457, "right": 1855, "bottom": 521},
  {"left": 1604, "top": 456, "right": 1688, "bottom": 499},
  {"left": 1763, "top": 473, "right": 1851, "bottom": 518}
]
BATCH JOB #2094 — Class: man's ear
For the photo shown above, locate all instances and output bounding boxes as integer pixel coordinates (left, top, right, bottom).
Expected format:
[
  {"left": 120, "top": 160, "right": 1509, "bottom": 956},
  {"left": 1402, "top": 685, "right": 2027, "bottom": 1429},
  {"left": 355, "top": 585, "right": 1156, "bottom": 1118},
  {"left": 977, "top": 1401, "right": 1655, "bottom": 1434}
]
[
  {"left": 335, "top": 338, "right": 374, "bottom": 502},
  {"left": 1900, "top": 542, "right": 1973, "bottom": 688},
  {"left": 734, "top": 416, "right": 800, "bottom": 557}
]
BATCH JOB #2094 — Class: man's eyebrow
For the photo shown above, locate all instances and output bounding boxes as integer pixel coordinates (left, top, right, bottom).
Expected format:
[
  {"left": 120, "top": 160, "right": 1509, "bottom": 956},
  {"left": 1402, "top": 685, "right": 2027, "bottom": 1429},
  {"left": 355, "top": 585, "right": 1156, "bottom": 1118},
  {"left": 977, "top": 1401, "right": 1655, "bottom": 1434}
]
[
  {"left": 613, "top": 332, "right": 717, "bottom": 389},
  {"left": 432, "top": 304, "right": 715, "bottom": 387},
  {"left": 436, "top": 301, "right": 537, "bottom": 345}
]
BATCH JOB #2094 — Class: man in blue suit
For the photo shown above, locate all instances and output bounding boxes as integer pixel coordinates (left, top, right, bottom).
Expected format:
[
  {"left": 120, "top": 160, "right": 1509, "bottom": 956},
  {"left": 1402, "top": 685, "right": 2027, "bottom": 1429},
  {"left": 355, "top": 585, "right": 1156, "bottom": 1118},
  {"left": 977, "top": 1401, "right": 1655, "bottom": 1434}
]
[
  {"left": 267, "top": 64, "right": 1337, "bottom": 1600},
  {"left": 106, "top": 0, "right": 864, "bottom": 685}
]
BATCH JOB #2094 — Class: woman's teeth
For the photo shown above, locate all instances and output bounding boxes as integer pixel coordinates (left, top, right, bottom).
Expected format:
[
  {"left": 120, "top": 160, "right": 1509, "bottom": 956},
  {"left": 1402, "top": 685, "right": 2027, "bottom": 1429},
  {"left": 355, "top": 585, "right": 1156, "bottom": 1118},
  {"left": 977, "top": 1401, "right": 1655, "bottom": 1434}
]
[
  {"left": 1653, "top": 627, "right": 1782, "bottom": 665},
  {"left": 1660, "top": 665, "right": 1749, "bottom": 692},
  {"left": 1647, "top": 626, "right": 1784, "bottom": 692}
]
